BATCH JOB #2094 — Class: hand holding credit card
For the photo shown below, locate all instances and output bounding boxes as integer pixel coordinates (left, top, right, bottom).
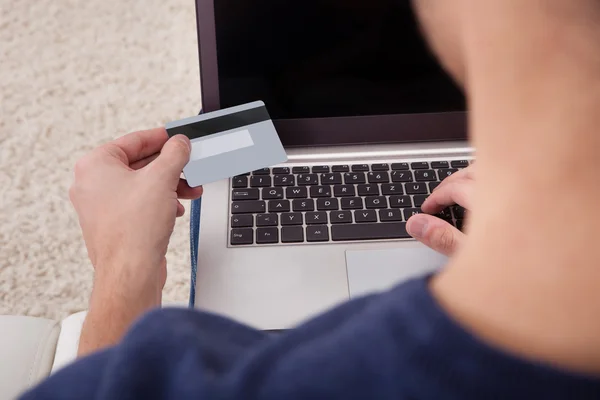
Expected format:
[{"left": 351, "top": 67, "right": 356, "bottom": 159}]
[{"left": 166, "top": 101, "right": 288, "bottom": 187}]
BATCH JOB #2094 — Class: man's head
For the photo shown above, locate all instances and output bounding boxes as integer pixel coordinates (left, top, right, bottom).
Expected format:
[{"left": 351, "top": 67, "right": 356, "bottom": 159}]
[
  {"left": 412, "top": 0, "right": 466, "bottom": 87},
  {"left": 412, "top": 0, "right": 600, "bottom": 92}
]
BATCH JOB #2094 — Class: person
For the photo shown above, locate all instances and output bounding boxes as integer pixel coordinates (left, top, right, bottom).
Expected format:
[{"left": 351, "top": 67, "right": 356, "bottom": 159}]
[{"left": 22, "top": 0, "right": 600, "bottom": 398}]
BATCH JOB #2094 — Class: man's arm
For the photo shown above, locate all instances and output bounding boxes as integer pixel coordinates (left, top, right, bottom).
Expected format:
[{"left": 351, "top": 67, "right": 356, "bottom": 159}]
[
  {"left": 78, "top": 271, "right": 162, "bottom": 356},
  {"left": 68, "top": 128, "right": 202, "bottom": 355}
]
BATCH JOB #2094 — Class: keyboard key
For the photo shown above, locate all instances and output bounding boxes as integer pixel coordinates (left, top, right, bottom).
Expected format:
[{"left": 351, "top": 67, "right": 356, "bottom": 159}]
[
  {"left": 310, "top": 185, "right": 332, "bottom": 198},
  {"left": 344, "top": 172, "right": 366, "bottom": 184},
  {"left": 317, "top": 198, "right": 339, "bottom": 211},
  {"left": 413, "top": 195, "right": 429, "bottom": 208},
  {"left": 334, "top": 184, "right": 356, "bottom": 197},
  {"left": 352, "top": 164, "right": 369, "bottom": 172},
  {"left": 231, "top": 215, "right": 253, "bottom": 228},
  {"left": 232, "top": 176, "right": 248, "bottom": 188},
  {"left": 411, "top": 162, "right": 429, "bottom": 170},
  {"left": 403, "top": 208, "right": 423, "bottom": 220},
  {"left": 341, "top": 197, "right": 363, "bottom": 210},
  {"left": 256, "top": 214, "right": 278, "bottom": 227},
  {"left": 332, "top": 165, "right": 350, "bottom": 172},
  {"left": 452, "top": 205, "right": 466, "bottom": 219},
  {"left": 297, "top": 174, "right": 319, "bottom": 186},
  {"left": 232, "top": 188, "right": 259, "bottom": 201},
  {"left": 371, "top": 163, "right": 390, "bottom": 171},
  {"left": 256, "top": 227, "right": 279, "bottom": 244},
  {"left": 431, "top": 161, "right": 450, "bottom": 169},
  {"left": 379, "top": 209, "right": 403, "bottom": 222},
  {"left": 232, "top": 201, "right": 266, "bottom": 214},
  {"left": 436, "top": 208, "right": 453, "bottom": 221},
  {"left": 331, "top": 223, "right": 409, "bottom": 241},
  {"left": 305, "top": 211, "right": 328, "bottom": 225},
  {"left": 367, "top": 172, "right": 390, "bottom": 183},
  {"left": 355, "top": 210, "right": 377, "bottom": 223},
  {"left": 268, "top": 200, "right": 290, "bottom": 213},
  {"left": 381, "top": 183, "right": 403, "bottom": 195},
  {"left": 451, "top": 160, "right": 469, "bottom": 168},
  {"left": 273, "top": 167, "right": 290, "bottom": 174},
  {"left": 391, "top": 171, "right": 413, "bottom": 182},
  {"left": 321, "top": 173, "right": 343, "bottom": 185},
  {"left": 390, "top": 195, "right": 412, "bottom": 208},
  {"left": 262, "top": 187, "right": 284, "bottom": 200},
  {"left": 357, "top": 184, "right": 380, "bottom": 196},
  {"left": 405, "top": 183, "right": 428, "bottom": 194},
  {"left": 455, "top": 219, "right": 465, "bottom": 231},
  {"left": 306, "top": 225, "right": 330, "bottom": 242},
  {"left": 274, "top": 175, "right": 295, "bottom": 186},
  {"left": 230, "top": 228, "right": 254, "bottom": 245},
  {"left": 312, "top": 165, "right": 330, "bottom": 173},
  {"left": 250, "top": 176, "right": 272, "bottom": 187},
  {"left": 286, "top": 187, "right": 308, "bottom": 199},
  {"left": 253, "top": 168, "right": 270, "bottom": 175},
  {"left": 292, "top": 199, "right": 315, "bottom": 212},
  {"left": 391, "top": 162, "right": 409, "bottom": 170},
  {"left": 292, "top": 166, "right": 310, "bottom": 174},
  {"left": 429, "top": 182, "right": 441, "bottom": 192},
  {"left": 414, "top": 170, "right": 437, "bottom": 182},
  {"left": 331, "top": 211, "right": 353, "bottom": 224},
  {"left": 365, "top": 196, "right": 387, "bottom": 209},
  {"left": 281, "top": 212, "right": 303, "bottom": 226},
  {"left": 281, "top": 226, "right": 304, "bottom": 243},
  {"left": 438, "top": 169, "right": 459, "bottom": 180}
]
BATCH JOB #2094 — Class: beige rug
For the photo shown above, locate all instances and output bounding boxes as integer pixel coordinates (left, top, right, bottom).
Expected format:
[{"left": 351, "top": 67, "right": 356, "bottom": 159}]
[{"left": 0, "top": 0, "right": 201, "bottom": 320}]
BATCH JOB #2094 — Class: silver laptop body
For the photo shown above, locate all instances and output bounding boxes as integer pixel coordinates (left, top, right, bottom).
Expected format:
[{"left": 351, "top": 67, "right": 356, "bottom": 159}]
[{"left": 193, "top": 0, "right": 472, "bottom": 329}]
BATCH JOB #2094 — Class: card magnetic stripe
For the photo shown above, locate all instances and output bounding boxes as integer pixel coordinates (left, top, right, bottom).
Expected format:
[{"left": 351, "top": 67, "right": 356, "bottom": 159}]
[{"left": 167, "top": 105, "right": 270, "bottom": 140}]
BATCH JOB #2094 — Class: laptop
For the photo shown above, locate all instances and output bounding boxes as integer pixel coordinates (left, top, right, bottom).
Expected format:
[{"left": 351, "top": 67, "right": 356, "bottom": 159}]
[{"left": 193, "top": 0, "right": 473, "bottom": 329}]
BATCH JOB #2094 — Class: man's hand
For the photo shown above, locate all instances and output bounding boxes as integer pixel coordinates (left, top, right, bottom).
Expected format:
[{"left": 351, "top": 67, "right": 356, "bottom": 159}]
[
  {"left": 406, "top": 165, "right": 474, "bottom": 256},
  {"left": 70, "top": 127, "right": 203, "bottom": 355}
]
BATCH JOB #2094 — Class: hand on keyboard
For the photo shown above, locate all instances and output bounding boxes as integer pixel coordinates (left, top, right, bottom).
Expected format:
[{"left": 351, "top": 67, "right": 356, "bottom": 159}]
[
  {"left": 406, "top": 165, "right": 473, "bottom": 256},
  {"left": 230, "top": 160, "right": 472, "bottom": 246}
]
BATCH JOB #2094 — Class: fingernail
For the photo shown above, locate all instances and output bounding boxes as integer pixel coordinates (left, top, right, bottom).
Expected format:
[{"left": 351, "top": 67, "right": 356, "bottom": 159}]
[
  {"left": 408, "top": 218, "right": 428, "bottom": 238},
  {"left": 176, "top": 135, "right": 191, "bottom": 150}
]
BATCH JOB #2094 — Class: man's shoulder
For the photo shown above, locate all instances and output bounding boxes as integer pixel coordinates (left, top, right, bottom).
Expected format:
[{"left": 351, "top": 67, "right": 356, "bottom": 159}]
[
  {"left": 126, "top": 306, "right": 269, "bottom": 347},
  {"left": 18, "top": 277, "right": 448, "bottom": 399}
]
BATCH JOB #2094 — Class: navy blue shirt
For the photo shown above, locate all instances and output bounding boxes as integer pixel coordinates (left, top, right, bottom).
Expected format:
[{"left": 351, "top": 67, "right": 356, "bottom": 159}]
[{"left": 23, "top": 278, "right": 600, "bottom": 399}]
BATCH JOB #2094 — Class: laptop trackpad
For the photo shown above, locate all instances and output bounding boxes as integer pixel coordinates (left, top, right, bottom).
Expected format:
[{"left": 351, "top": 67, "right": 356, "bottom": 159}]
[{"left": 345, "top": 246, "right": 448, "bottom": 298}]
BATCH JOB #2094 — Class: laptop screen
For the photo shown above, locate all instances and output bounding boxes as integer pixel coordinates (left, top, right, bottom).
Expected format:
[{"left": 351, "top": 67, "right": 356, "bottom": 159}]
[{"left": 200, "top": 0, "right": 467, "bottom": 146}]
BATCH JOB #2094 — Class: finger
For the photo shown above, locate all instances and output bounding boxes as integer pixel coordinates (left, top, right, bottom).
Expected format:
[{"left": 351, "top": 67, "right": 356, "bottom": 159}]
[
  {"left": 407, "top": 214, "right": 466, "bottom": 257},
  {"left": 97, "top": 143, "right": 129, "bottom": 165},
  {"left": 130, "top": 153, "right": 159, "bottom": 170},
  {"left": 112, "top": 127, "right": 169, "bottom": 164},
  {"left": 421, "top": 179, "right": 474, "bottom": 214},
  {"left": 149, "top": 135, "right": 191, "bottom": 186},
  {"left": 177, "top": 180, "right": 204, "bottom": 199},
  {"left": 433, "top": 166, "right": 473, "bottom": 192},
  {"left": 176, "top": 200, "right": 185, "bottom": 217}
]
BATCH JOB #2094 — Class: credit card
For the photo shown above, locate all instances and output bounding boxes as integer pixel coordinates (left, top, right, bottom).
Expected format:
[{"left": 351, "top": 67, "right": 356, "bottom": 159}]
[{"left": 166, "top": 101, "right": 288, "bottom": 187}]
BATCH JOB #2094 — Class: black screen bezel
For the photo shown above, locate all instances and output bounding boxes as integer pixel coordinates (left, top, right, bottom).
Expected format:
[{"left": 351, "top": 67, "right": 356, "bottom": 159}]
[{"left": 195, "top": 0, "right": 467, "bottom": 147}]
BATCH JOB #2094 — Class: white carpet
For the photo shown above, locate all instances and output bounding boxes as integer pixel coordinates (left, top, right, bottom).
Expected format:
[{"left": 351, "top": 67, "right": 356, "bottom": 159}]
[{"left": 0, "top": 0, "right": 202, "bottom": 319}]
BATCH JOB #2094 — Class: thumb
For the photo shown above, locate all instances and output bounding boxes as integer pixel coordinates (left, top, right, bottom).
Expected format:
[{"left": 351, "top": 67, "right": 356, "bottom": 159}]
[
  {"left": 151, "top": 135, "right": 191, "bottom": 183},
  {"left": 406, "top": 214, "right": 465, "bottom": 257}
]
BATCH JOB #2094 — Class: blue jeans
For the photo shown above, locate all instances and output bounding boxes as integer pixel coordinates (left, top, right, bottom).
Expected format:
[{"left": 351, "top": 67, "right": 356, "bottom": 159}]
[
  {"left": 188, "top": 109, "right": 204, "bottom": 307},
  {"left": 189, "top": 197, "right": 201, "bottom": 307}
]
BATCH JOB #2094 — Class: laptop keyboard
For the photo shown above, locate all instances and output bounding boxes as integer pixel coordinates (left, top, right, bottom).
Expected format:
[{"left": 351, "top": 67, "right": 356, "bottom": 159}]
[{"left": 229, "top": 160, "right": 470, "bottom": 246}]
